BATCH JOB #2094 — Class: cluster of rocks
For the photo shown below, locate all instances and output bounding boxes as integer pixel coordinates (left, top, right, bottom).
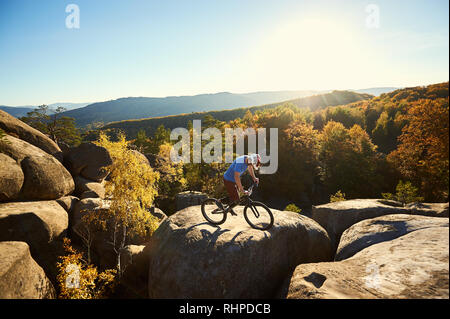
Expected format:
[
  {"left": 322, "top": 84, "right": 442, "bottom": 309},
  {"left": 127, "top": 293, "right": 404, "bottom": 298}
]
[{"left": 0, "top": 110, "right": 166, "bottom": 298}]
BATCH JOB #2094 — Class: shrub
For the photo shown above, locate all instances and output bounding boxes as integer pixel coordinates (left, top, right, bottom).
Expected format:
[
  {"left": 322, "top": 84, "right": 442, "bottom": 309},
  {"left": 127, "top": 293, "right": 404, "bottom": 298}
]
[
  {"left": 56, "top": 238, "right": 117, "bottom": 299},
  {"left": 330, "top": 190, "right": 346, "bottom": 202},
  {"left": 285, "top": 203, "right": 302, "bottom": 213},
  {"left": 382, "top": 180, "right": 424, "bottom": 205}
]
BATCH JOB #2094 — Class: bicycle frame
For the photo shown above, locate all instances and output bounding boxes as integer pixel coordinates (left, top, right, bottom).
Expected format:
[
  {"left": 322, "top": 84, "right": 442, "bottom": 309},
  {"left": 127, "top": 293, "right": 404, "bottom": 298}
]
[{"left": 223, "top": 183, "right": 257, "bottom": 214}]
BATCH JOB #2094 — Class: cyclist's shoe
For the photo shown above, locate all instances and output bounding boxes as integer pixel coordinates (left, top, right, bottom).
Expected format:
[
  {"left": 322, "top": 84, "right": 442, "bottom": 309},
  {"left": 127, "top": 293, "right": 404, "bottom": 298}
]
[{"left": 228, "top": 201, "right": 239, "bottom": 216}]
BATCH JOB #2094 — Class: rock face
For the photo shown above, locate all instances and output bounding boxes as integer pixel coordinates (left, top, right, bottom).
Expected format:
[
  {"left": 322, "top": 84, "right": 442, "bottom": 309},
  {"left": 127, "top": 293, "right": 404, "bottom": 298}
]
[
  {"left": 117, "top": 245, "right": 150, "bottom": 298},
  {"left": 74, "top": 175, "right": 106, "bottom": 199},
  {"left": 278, "top": 226, "right": 449, "bottom": 299},
  {"left": 0, "top": 201, "right": 69, "bottom": 283},
  {"left": 0, "top": 153, "right": 24, "bottom": 201},
  {"left": 147, "top": 206, "right": 333, "bottom": 298},
  {"left": 56, "top": 195, "right": 79, "bottom": 213},
  {"left": 336, "top": 214, "right": 449, "bottom": 261},
  {"left": 0, "top": 109, "right": 62, "bottom": 160},
  {"left": 406, "top": 202, "right": 449, "bottom": 217},
  {"left": 65, "top": 142, "right": 113, "bottom": 182},
  {"left": 175, "top": 191, "right": 208, "bottom": 211},
  {"left": 0, "top": 241, "right": 55, "bottom": 299},
  {"left": 0, "top": 135, "right": 74, "bottom": 200},
  {"left": 311, "top": 199, "right": 448, "bottom": 250}
]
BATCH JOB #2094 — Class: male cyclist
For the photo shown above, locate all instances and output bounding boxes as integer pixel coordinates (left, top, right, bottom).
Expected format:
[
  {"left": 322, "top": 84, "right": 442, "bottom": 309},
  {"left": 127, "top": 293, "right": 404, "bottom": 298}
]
[{"left": 222, "top": 153, "right": 261, "bottom": 210}]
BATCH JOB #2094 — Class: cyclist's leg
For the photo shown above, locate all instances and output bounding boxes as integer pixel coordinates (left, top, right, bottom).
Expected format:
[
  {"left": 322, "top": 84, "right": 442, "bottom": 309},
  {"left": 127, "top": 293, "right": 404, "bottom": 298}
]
[{"left": 223, "top": 178, "right": 239, "bottom": 213}]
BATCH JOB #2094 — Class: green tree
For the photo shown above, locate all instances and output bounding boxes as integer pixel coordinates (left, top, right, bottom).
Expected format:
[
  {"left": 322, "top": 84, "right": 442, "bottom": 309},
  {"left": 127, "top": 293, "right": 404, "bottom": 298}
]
[
  {"left": 21, "top": 105, "right": 81, "bottom": 146},
  {"left": 318, "top": 122, "right": 384, "bottom": 198},
  {"left": 146, "top": 125, "right": 171, "bottom": 154}
]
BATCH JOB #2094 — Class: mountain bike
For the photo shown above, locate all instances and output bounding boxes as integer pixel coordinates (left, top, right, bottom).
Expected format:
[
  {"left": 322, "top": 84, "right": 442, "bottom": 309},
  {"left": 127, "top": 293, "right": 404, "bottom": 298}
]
[{"left": 201, "top": 183, "right": 274, "bottom": 230}]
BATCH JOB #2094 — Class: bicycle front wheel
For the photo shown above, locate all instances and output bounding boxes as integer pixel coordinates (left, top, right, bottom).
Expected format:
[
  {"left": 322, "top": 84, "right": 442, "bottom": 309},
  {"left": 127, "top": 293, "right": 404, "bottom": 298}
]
[
  {"left": 201, "top": 198, "right": 227, "bottom": 225},
  {"left": 244, "top": 201, "right": 274, "bottom": 230}
]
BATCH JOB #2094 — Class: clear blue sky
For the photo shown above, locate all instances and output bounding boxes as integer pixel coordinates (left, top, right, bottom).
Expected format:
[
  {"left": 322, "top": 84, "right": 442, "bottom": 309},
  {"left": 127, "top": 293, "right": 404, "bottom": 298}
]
[{"left": 0, "top": 0, "right": 448, "bottom": 105}]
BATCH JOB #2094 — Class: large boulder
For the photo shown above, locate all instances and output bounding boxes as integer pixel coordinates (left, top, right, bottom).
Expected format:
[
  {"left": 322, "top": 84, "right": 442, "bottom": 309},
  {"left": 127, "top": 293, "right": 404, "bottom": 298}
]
[
  {"left": 116, "top": 244, "right": 151, "bottom": 298},
  {"left": 336, "top": 214, "right": 449, "bottom": 261},
  {"left": 0, "top": 200, "right": 69, "bottom": 283},
  {"left": 0, "top": 109, "right": 62, "bottom": 160},
  {"left": 311, "top": 199, "right": 448, "bottom": 251},
  {"left": 0, "top": 241, "right": 55, "bottom": 299},
  {"left": 0, "top": 153, "right": 24, "bottom": 201},
  {"left": 147, "top": 206, "right": 333, "bottom": 298},
  {"left": 278, "top": 226, "right": 449, "bottom": 299},
  {"left": 65, "top": 142, "right": 113, "bottom": 182},
  {"left": 0, "top": 135, "right": 74, "bottom": 200}
]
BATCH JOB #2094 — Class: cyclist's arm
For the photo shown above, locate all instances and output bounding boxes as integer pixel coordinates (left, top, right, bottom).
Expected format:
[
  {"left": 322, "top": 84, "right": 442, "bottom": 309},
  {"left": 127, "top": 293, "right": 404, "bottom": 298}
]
[
  {"left": 234, "top": 171, "right": 245, "bottom": 193},
  {"left": 248, "top": 165, "right": 259, "bottom": 184}
]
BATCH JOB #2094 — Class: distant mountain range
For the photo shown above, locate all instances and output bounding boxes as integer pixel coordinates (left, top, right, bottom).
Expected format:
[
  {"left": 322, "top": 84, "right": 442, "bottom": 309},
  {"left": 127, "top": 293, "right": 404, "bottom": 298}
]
[
  {"left": 353, "top": 87, "right": 401, "bottom": 96},
  {"left": 0, "top": 87, "right": 399, "bottom": 127},
  {"left": 0, "top": 102, "right": 91, "bottom": 118},
  {"left": 102, "top": 90, "right": 373, "bottom": 138}
]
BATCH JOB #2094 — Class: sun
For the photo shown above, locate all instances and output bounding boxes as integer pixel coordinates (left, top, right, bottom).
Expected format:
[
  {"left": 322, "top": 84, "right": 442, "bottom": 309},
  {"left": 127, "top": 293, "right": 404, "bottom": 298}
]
[{"left": 238, "top": 15, "right": 377, "bottom": 90}]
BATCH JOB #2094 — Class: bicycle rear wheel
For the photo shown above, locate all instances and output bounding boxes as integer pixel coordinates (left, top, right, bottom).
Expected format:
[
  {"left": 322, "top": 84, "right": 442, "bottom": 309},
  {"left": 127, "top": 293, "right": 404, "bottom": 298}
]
[
  {"left": 244, "top": 201, "right": 274, "bottom": 230},
  {"left": 201, "top": 198, "right": 227, "bottom": 225}
]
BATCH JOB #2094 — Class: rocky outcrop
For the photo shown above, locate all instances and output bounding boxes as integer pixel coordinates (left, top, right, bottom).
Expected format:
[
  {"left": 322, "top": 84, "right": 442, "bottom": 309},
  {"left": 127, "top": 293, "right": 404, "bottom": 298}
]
[
  {"left": 0, "top": 241, "right": 55, "bottom": 299},
  {"left": 0, "top": 201, "right": 69, "bottom": 283},
  {"left": 311, "top": 199, "right": 449, "bottom": 250},
  {"left": 278, "top": 226, "right": 449, "bottom": 299},
  {"left": 336, "top": 214, "right": 449, "bottom": 261},
  {"left": 65, "top": 142, "right": 113, "bottom": 182},
  {"left": 0, "top": 153, "right": 24, "bottom": 201},
  {"left": 147, "top": 206, "right": 333, "bottom": 298},
  {"left": 74, "top": 175, "right": 106, "bottom": 199},
  {"left": 175, "top": 191, "right": 208, "bottom": 211},
  {"left": 0, "top": 109, "right": 62, "bottom": 160},
  {"left": 0, "top": 135, "right": 74, "bottom": 200}
]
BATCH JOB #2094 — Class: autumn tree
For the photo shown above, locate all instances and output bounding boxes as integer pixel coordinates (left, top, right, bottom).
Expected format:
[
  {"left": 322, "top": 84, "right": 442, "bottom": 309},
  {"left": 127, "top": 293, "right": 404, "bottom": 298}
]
[
  {"left": 387, "top": 98, "right": 449, "bottom": 201},
  {"left": 56, "top": 238, "right": 117, "bottom": 299},
  {"left": 94, "top": 131, "right": 160, "bottom": 275}
]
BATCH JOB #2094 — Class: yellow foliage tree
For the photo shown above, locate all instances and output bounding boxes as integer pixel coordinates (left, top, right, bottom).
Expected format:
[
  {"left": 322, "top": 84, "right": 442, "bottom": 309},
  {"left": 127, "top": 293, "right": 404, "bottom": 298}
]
[{"left": 95, "top": 131, "right": 160, "bottom": 274}]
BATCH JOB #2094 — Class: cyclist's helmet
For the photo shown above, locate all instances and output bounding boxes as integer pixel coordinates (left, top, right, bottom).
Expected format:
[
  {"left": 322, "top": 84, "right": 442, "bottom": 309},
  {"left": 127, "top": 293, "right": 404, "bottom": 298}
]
[{"left": 248, "top": 153, "right": 261, "bottom": 170}]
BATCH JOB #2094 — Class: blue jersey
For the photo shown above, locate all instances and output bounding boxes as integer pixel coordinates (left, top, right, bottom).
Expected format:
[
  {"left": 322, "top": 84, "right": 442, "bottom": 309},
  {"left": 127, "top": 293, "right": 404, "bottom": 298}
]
[{"left": 223, "top": 155, "right": 248, "bottom": 182}]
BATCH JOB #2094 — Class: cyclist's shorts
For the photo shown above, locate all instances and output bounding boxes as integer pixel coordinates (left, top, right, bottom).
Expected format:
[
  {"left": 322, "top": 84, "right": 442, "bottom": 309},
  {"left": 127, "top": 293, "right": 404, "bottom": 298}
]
[{"left": 223, "top": 178, "right": 239, "bottom": 202}]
